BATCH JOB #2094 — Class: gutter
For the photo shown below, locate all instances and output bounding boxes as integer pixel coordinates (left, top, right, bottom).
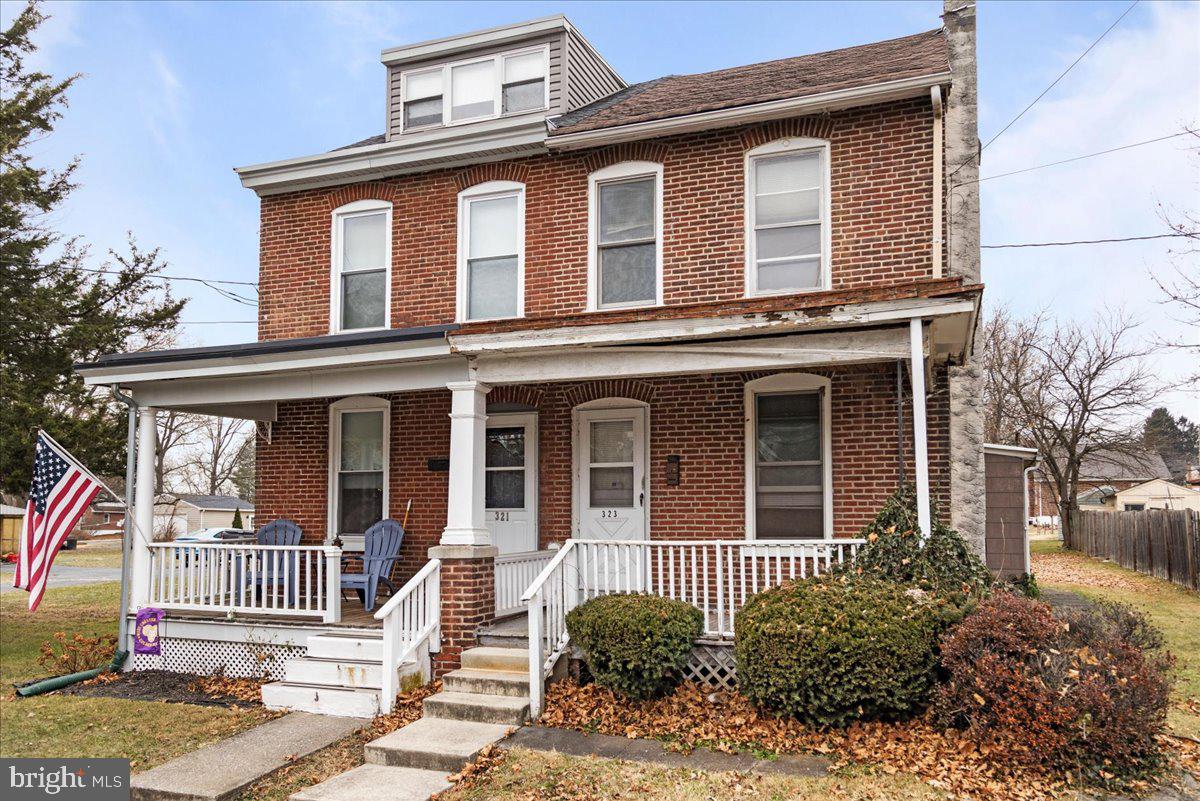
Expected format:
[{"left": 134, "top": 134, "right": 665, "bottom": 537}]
[
  {"left": 545, "top": 71, "right": 953, "bottom": 150},
  {"left": 110, "top": 385, "right": 138, "bottom": 658}
]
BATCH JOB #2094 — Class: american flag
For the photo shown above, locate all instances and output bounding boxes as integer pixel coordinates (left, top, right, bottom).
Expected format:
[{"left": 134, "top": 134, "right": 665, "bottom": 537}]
[{"left": 13, "top": 433, "right": 104, "bottom": 611}]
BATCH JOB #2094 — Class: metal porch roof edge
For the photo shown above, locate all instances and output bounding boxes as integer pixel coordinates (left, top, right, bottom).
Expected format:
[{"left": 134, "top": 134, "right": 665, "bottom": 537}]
[{"left": 75, "top": 324, "right": 459, "bottom": 372}]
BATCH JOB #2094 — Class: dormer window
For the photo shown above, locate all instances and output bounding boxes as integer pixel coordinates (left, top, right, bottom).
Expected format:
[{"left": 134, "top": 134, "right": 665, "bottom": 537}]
[{"left": 399, "top": 46, "right": 548, "bottom": 132}]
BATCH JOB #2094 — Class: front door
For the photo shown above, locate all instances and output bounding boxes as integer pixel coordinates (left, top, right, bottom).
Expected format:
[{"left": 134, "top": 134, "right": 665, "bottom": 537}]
[
  {"left": 485, "top": 413, "right": 537, "bottom": 555},
  {"left": 577, "top": 407, "right": 648, "bottom": 542}
]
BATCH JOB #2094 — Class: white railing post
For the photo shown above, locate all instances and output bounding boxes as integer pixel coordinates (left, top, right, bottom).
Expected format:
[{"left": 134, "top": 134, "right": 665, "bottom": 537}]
[
  {"left": 323, "top": 546, "right": 342, "bottom": 623},
  {"left": 528, "top": 586, "right": 544, "bottom": 720},
  {"left": 380, "top": 612, "right": 398, "bottom": 714}
]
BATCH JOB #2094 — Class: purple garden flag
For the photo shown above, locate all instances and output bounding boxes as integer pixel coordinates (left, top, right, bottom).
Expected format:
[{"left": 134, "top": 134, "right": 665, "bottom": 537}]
[{"left": 134, "top": 607, "right": 163, "bottom": 655}]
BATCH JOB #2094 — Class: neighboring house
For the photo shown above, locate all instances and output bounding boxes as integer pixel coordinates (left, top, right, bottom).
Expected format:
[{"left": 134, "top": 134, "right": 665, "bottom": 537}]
[
  {"left": 1, "top": 503, "right": 25, "bottom": 555},
  {"left": 76, "top": 5, "right": 985, "bottom": 718},
  {"left": 1028, "top": 447, "right": 1172, "bottom": 520},
  {"left": 73, "top": 475, "right": 126, "bottom": 538},
  {"left": 155, "top": 494, "right": 254, "bottom": 536},
  {"left": 1079, "top": 478, "right": 1200, "bottom": 513}
]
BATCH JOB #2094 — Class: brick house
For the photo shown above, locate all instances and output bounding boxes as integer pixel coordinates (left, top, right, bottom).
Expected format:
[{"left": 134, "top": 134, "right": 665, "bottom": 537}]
[{"left": 78, "top": 4, "right": 984, "bottom": 718}]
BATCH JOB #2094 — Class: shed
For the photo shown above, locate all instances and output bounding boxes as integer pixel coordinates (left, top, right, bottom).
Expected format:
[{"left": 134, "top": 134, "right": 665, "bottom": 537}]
[
  {"left": 984, "top": 444, "right": 1039, "bottom": 578},
  {"left": 1, "top": 503, "right": 25, "bottom": 555}
]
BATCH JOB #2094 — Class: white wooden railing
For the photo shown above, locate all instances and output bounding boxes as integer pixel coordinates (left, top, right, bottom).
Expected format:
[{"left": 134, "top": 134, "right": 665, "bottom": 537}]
[
  {"left": 147, "top": 542, "right": 342, "bottom": 622},
  {"left": 375, "top": 558, "right": 441, "bottom": 713},
  {"left": 494, "top": 549, "right": 558, "bottom": 617},
  {"left": 522, "top": 538, "right": 865, "bottom": 718}
]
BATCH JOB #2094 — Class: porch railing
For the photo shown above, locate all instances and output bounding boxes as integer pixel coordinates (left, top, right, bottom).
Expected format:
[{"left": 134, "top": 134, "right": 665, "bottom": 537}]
[
  {"left": 375, "top": 557, "right": 441, "bottom": 714},
  {"left": 146, "top": 542, "right": 342, "bottom": 622},
  {"left": 522, "top": 538, "right": 865, "bottom": 718},
  {"left": 494, "top": 549, "right": 558, "bottom": 617}
]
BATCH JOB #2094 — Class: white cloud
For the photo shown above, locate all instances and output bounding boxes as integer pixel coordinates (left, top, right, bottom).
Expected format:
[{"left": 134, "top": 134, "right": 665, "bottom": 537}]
[
  {"left": 145, "top": 50, "right": 186, "bottom": 150},
  {"left": 314, "top": 0, "right": 414, "bottom": 76},
  {"left": 981, "top": 1, "right": 1199, "bottom": 412}
]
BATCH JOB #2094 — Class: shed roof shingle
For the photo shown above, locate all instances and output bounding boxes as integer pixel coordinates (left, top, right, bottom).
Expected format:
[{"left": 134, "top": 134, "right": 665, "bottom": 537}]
[{"left": 550, "top": 28, "right": 949, "bottom": 136}]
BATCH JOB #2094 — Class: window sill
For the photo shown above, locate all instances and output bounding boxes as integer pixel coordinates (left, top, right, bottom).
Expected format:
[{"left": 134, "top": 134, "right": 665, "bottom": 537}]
[{"left": 743, "top": 285, "right": 830, "bottom": 299}]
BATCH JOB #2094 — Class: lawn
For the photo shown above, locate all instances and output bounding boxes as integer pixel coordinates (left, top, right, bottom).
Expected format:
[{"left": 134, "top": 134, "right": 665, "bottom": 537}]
[
  {"left": 54, "top": 542, "right": 124, "bottom": 568},
  {"left": 0, "top": 580, "right": 272, "bottom": 770},
  {"left": 1031, "top": 539, "right": 1200, "bottom": 738},
  {"left": 439, "top": 747, "right": 945, "bottom": 801}
]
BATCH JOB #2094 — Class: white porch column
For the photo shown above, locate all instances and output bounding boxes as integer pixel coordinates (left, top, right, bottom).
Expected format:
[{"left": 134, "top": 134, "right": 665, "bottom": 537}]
[
  {"left": 131, "top": 406, "right": 157, "bottom": 608},
  {"left": 441, "top": 381, "right": 491, "bottom": 546},
  {"left": 909, "top": 318, "right": 932, "bottom": 540}
]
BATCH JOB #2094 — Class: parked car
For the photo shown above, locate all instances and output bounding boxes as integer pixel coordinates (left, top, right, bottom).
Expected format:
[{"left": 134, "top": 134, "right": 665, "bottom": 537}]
[{"left": 174, "top": 528, "right": 255, "bottom": 544}]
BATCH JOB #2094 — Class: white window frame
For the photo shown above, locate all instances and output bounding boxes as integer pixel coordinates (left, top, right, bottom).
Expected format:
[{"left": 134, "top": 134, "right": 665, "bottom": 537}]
[
  {"left": 456, "top": 180, "right": 525, "bottom": 322},
  {"left": 586, "top": 161, "right": 665, "bottom": 312},
  {"left": 743, "top": 373, "right": 833, "bottom": 541},
  {"left": 399, "top": 44, "right": 550, "bottom": 133},
  {"left": 329, "top": 199, "right": 392, "bottom": 334},
  {"left": 743, "top": 138, "right": 832, "bottom": 298},
  {"left": 327, "top": 396, "right": 391, "bottom": 550}
]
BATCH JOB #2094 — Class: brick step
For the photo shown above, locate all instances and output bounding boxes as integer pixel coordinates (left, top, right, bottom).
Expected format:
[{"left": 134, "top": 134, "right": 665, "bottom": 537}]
[
  {"left": 364, "top": 717, "right": 511, "bottom": 772},
  {"left": 422, "top": 691, "right": 528, "bottom": 726}
]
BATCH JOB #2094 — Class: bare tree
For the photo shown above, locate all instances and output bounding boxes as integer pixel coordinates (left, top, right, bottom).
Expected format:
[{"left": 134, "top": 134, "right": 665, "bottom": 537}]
[
  {"left": 181, "top": 417, "right": 250, "bottom": 496},
  {"left": 1150, "top": 128, "right": 1199, "bottom": 369},
  {"left": 982, "top": 309, "right": 1161, "bottom": 543},
  {"left": 155, "top": 410, "right": 202, "bottom": 493}
]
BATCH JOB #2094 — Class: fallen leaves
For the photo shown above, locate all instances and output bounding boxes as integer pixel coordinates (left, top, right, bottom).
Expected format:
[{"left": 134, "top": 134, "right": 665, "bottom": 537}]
[{"left": 186, "top": 674, "right": 265, "bottom": 704}]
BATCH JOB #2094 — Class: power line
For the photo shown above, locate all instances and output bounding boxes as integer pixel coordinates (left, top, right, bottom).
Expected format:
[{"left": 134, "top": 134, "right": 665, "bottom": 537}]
[
  {"left": 177, "top": 320, "right": 257, "bottom": 325},
  {"left": 982, "top": 234, "right": 1187, "bottom": 249},
  {"left": 952, "top": 0, "right": 1141, "bottom": 177},
  {"left": 74, "top": 266, "right": 258, "bottom": 288},
  {"left": 968, "top": 130, "right": 1195, "bottom": 185}
]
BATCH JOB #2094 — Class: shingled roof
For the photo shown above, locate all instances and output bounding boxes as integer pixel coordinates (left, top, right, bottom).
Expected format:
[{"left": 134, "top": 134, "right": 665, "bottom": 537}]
[{"left": 550, "top": 28, "right": 949, "bottom": 136}]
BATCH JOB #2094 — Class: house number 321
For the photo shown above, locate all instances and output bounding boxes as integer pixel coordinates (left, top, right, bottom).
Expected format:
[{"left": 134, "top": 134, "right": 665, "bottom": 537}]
[{"left": 493, "top": 511, "right": 510, "bottom": 521}]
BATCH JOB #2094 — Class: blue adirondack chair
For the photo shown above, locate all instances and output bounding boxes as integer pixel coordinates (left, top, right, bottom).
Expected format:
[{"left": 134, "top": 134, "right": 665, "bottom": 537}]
[
  {"left": 247, "top": 519, "right": 303, "bottom": 604},
  {"left": 340, "top": 519, "right": 404, "bottom": 612}
]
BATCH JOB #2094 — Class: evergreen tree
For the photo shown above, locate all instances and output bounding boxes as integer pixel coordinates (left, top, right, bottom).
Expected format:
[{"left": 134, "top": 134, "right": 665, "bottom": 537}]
[
  {"left": 1143, "top": 407, "right": 1199, "bottom": 481},
  {"left": 0, "top": 3, "right": 185, "bottom": 493},
  {"left": 231, "top": 507, "right": 243, "bottom": 530}
]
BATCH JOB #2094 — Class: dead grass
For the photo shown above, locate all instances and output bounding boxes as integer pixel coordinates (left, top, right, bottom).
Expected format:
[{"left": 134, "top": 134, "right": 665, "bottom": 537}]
[{"left": 437, "top": 747, "right": 945, "bottom": 801}]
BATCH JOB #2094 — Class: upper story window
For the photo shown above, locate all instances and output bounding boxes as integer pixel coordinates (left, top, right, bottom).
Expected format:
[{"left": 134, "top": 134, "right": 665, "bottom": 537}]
[
  {"left": 457, "top": 181, "right": 524, "bottom": 321},
  {"left": 331, "top": 200, "right": 391, "bottom": 333},
  {"left": 587, "top": 161, "right": 664, "bottom": 311},
  {"left": 745, "top": 138, "right": 830, "bottom": 296},
  {"left": 401, "top": 46, "right": 549, "bottom": 132}
]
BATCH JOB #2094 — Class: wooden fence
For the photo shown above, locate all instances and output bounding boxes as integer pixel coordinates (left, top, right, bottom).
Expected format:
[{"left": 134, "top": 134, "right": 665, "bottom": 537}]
[{"left": 1066, "top": 508, "right": 1199, "bottom": 591}]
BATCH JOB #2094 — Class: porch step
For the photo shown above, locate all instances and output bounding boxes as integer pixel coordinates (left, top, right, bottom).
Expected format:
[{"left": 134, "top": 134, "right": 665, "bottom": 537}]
[
  {"left": 422, "top": 690, "right": 529, "bottom": 726},
  {"left": 365, "top": 717, "right": 511, "bottom": 772},
  {"left": 460, "top": 645, "right": 527, "bottom": 673},
  {"left": 476, "top": 616, "right": 529, "bottom": 649},
  {"left": 289, "top": 764, "right": 450, "bottom": 801},
  {"left": 262, "top": 681, "right": 379, "bottom": 718},
  {"left": 306, "top": 632, "right": 383, "bottom": 662},
  {"left": 442, "top": 667, "right": 529, "bottom": 698},
  {"left": 284, "top": 657, "right": 390, "bottom": 689}
]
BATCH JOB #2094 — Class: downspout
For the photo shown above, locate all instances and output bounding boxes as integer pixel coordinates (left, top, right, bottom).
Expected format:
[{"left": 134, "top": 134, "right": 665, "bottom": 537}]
[
  {"left": 1022, "top": 456, "right": 1040, "bottom": 575},
  {"left": 930, "top": 85, "right": 944, "bottom": 278},
  {"left": 111, "top": 385, "right": 138, "bottom": 659}
]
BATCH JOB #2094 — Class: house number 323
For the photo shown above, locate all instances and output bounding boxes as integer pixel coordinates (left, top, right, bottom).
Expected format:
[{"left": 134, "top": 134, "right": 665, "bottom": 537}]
[{"left": 600, "top": 509, "right": 619, "bottom": 518}]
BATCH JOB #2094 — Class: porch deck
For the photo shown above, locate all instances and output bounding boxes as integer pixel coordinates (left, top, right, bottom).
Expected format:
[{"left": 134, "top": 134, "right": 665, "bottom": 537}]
[{"left": 161, "top": 596, "right": 384, "bottom": 628}]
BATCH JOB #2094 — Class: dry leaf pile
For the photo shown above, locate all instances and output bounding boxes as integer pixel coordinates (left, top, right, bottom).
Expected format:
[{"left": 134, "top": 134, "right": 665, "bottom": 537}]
[
  {"left": 1029, "top": 550, "right": 1141, "bottom": 592},
  {"left": 187, "top": 674, "right": 265, "bottom": 704},
  {"left": 541, "top": 679, "right": 1196, "bottom": 801}
]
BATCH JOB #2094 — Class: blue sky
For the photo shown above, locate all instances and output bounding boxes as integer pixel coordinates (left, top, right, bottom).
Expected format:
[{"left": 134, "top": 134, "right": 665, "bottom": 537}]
[{"left": 9, "top": 0, "right": 1198, "bottom": 416}]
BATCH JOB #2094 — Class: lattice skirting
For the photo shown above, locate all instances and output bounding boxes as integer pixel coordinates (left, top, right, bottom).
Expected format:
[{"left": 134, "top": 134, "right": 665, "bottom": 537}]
[
  {"left": 132, "top": 637, "right": 305, "bottom": 680},
  {"left": 682, "top": 642, "right": 738, "bottom": 690}
]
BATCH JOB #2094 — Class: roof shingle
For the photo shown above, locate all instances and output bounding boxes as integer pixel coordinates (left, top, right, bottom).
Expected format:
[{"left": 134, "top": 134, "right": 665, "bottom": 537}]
[{"left": 550, "top": 28, "right": 948, "bottom": 136}]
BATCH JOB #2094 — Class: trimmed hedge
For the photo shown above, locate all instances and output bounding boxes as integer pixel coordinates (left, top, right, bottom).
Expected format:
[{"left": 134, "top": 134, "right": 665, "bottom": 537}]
[
  {"left": 735, "top": 575, "right": 941, "bottom": 727},
  {"left": 566, "top": 593, "right": 703, "bottom": 700}
]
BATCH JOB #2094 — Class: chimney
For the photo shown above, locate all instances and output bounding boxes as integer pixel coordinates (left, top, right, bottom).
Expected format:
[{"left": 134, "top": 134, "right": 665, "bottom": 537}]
[{"left": 942, "top": 1, "right": 979, "bottom": 284}]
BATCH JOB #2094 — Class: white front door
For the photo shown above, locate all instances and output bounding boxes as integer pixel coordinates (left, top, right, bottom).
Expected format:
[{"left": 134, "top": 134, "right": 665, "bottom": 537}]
[
  {"left": 576, "top": 407, "right": 648, "bottom": 542},
  {"left": 485, "top": 413, "right": 538, "bottom": 555}
]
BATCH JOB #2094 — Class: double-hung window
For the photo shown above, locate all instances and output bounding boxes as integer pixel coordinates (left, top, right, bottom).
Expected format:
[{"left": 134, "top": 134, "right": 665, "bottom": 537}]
[
  {"left": 457, "top": 181, "right": 524, "bottom": 321},
  {"left": 399, "top": 46, "right": 548, "bottom": 132},
  {"left": 588, "top": 161, "right": 663, "bottom": 310},
  {"left": 331, "top": 200, "right": 391, "bottom": 332},
  {"left": 329, "top": 397, "right": 389, "bottom": 544},
  {"left": 745, "top": 139, "right": 829, "bottom": 295}
]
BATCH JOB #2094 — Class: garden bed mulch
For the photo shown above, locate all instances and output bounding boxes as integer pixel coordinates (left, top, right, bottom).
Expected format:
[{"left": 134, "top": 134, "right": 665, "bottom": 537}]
[
  {"left": 541, "top": 680, "right": 1198, "bottom": 801},
  {"left": 59, "top": 670, "right": 266, "bottom": 708}
]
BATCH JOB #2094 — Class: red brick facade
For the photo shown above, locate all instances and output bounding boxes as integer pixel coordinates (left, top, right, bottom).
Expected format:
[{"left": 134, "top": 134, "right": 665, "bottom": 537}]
[
  {"left": 255, "top": 361, "right": 951, "bottom": 588},
  {"left": 257, "top": 98, "right": 940, "bottom": 341}
]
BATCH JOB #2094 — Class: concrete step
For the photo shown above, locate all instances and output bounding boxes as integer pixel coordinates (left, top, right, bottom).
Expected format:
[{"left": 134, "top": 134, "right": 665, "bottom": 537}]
[
  {"left": 364, "top": 717, "right": 510, "bottom": 772},
  {"left": 289, "top": 764, "right": 450, "bottom": 801},
  {"left": 476, "top": 616, "right": 530, "bottom": 649},
  {"left": 442, "top": 667, "right": 529, "bottom": 698},
  {"left": 262, "top": 681, "right": 379, "bottom": 718},
  {"left": 285, "top": 657, "right": 387, "bottom": 689},
  {"left": 423, "top": 690, "right": 529, "bottom": 726},
  {"left": 460, "top": 645, "right": 527, "bottom": 673},
  {"left": 306, "top": 633, "right": 383, "bottom": 662}
]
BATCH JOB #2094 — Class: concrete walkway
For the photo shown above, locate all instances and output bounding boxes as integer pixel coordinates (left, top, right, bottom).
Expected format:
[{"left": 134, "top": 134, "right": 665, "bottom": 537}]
[
  {"left": 131, "top": 712, "right": 363, "bottom": 801},
  {"left": 502, "top": 725, "right": 832, "bottom": 777},
  {"left": 0, "top": 563, "right": 122, "bottom": 592}
]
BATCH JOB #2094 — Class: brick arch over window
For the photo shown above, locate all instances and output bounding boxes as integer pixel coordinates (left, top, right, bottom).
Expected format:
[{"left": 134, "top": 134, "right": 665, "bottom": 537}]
[
  {"left": 581, "top": 142, "right": 669, "bottom": 174},
  {"left": 738, "top": 116, "right": 836, "bottom": 151},
  {"left": 487, "top": 385, "right": 544, "bottom": 409},
  {"left": 454, "top": 162, "right": 532, "bottom": 192},
  {"left": 324, "top": 182, "right": 397, "bottom": 211},
  {"left": 562, "top": 379, "right": 657, "bottom": 408}
]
